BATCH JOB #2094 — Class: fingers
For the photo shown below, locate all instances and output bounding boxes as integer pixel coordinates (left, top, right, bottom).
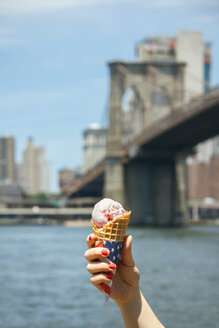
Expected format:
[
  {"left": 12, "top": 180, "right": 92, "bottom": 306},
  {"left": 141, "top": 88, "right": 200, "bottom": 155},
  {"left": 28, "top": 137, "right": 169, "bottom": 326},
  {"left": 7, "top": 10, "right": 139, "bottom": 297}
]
[
  {"left": 85, "top": 234, "right": 116, "bottom": 294},
  {"left": 121, "top": 235, "right": 135, "bottom": 267},
  {"left": 86, "top": 234, "right": 96, "bottom": 249},
  {"left": 84, "top": 246, "right": 110, "bottom": 262},
  {"left": 90, "top": 273, "right": 114, "bottom": 292},
  {"left": 87, "top": 261, "right": 116, "bottom": 275}
]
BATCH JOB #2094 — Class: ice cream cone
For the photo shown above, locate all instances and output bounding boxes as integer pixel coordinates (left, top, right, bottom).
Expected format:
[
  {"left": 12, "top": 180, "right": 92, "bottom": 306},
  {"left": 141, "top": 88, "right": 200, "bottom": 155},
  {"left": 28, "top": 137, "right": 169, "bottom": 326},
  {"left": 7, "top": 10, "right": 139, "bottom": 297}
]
[
  {"left": 91, "top": 211, "right": 131, "bottom": 301},
  {"left": 91, "top": 211, "right": 131, "bottom": 242}
]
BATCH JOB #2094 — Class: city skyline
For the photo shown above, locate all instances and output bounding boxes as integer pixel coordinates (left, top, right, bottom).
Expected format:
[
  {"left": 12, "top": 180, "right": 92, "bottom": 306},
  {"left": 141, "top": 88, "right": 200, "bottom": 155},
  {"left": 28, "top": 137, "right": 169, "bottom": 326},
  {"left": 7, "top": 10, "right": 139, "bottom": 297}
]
[
  {"left": 0, "top": 135, "right": 51, "bottom": 194},
  {"left": 0, "top": 0, "right": 219, "bottom": 190}
]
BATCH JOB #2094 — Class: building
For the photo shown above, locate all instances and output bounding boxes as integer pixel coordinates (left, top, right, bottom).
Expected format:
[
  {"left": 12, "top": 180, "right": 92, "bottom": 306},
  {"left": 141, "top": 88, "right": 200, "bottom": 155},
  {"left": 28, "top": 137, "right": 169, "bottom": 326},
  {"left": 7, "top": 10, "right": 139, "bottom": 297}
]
[
  {"left": 0, "top": 136, "right": 15, "bottom": 183},
  {"left": 83, "top": 124, "right": 107, "bottom": 173},
  {"left": 36, "top": 147, "right": 50, "bottom": 193},
  {"left": 196, "top": 136, "right": 219, "bottom": 163},
  {"left": 137, "top": 30, "right": 218, "bottom": 166},
  {"left": 0, "top": 181, "right": 24, "bottom": 204},
  {"left": 136, "top": 30, "right": 211, "bottom": 100},
  {"left": 19, "top": 138, "right": 50, "bottom": 194},
  {"left": 188, "top": 155, "right": 219, "bottom": 201},
  {"left": 59, "top": 168, "right": 75, "bottom": 191},
  {"left": 136, "top": 35, "right": 176, "bottom": 62}
]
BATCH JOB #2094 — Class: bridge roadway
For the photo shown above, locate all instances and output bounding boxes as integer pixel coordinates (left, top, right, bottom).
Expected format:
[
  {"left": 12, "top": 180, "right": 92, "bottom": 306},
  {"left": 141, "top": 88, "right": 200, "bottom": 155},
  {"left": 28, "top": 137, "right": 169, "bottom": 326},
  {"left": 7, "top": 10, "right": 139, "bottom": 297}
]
[
  {"left": 66, "top": 88, "right": 219, "bottom": 198},
  {"left": 125, "top": 88, "right": 219, "bottom": 151}
]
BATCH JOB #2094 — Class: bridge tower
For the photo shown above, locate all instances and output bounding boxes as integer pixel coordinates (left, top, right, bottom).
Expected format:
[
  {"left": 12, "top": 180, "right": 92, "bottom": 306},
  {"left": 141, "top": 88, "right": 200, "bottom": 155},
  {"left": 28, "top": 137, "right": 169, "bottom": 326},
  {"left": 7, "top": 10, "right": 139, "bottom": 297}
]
[{"left": 104, "top": 61, "right": 188, "bottom": 226}]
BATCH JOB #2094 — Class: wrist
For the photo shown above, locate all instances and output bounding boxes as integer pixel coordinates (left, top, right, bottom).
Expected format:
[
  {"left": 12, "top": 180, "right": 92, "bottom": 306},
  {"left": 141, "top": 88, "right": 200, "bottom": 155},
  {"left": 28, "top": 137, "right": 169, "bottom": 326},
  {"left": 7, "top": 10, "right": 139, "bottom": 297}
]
[
  {"left": 116, "top": 286, "right": 141, "bottom": 312},
  {"left": 116, "top": 288, "right": 142, "bottom": 328},
  {"left": 116, "top": 290, "right": 165, "bottom": 328}
]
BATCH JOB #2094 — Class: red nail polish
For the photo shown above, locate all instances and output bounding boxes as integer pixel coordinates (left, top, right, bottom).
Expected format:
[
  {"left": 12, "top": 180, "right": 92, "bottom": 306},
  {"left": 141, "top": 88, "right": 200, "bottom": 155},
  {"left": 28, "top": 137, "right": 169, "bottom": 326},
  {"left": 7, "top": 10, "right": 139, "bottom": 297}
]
[
  {"left": 89, "top": 235, "right": 92, "bottom": 241},
  {"left": 109, "top": 263, "right": 116, "bottom": 270},
  {"left": 107, "top": 273, "right": 113, "bottom": 280},
  {"left": 101, "top": 249, "right": 108, "bottom": 256}
]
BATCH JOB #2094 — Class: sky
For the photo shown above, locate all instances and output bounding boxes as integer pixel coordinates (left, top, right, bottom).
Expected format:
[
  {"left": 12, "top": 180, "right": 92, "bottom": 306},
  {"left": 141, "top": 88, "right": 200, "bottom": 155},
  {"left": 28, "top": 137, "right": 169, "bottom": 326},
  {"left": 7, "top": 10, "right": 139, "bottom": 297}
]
[{"left": 0, "top": 0, "right": 219, "bottom": 191}]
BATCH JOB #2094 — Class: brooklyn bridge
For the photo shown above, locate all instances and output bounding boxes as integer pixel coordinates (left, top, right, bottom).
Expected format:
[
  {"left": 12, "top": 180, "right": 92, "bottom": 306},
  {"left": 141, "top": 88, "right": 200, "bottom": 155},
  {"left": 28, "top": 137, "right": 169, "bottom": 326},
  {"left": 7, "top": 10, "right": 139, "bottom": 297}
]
[{"left": 65, "top": 61, "right": 219, "bottom": 226}]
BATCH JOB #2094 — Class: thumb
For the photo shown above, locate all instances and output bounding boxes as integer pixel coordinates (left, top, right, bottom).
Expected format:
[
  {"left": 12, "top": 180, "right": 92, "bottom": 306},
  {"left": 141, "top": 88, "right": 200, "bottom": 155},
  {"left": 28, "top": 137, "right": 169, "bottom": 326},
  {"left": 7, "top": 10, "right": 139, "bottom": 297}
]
[{"left": 121, "top": 235, "right": 135, "bottom": 267}]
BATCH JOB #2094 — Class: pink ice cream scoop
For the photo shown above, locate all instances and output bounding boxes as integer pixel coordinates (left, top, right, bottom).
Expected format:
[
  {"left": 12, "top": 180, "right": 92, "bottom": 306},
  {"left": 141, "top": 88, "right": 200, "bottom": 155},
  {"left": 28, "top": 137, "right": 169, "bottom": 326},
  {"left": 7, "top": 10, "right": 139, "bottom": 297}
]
[{"left": 92, "top": 198, "right": 126, "bottom": 228}]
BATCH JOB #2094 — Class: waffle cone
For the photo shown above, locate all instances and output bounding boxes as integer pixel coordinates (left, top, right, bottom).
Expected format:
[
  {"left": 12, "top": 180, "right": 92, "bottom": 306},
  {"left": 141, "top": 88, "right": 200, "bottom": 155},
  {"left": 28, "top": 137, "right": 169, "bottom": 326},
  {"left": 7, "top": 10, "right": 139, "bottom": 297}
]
[{"left": 91, "top": 211, "right": 131, "bottom": 242}]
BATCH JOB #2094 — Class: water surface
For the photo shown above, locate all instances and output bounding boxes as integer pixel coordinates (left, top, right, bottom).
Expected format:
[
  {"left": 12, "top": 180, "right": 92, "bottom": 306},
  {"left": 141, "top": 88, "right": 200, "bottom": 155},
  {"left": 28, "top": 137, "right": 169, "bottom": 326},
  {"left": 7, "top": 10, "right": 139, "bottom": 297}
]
[{"left": 0, "top": 225, "right": 218, "bottom": 328}]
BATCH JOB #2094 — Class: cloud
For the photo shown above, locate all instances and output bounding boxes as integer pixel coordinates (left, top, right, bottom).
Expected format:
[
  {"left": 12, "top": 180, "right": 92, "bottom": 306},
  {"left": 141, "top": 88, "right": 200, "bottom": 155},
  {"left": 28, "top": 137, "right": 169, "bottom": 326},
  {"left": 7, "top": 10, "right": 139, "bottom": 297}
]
[
  {"left": 0, "top": 0, "right": 218, "bottom": 16},
  {"left": 0, "top": 0, "right": 112, "bottom": 15}
]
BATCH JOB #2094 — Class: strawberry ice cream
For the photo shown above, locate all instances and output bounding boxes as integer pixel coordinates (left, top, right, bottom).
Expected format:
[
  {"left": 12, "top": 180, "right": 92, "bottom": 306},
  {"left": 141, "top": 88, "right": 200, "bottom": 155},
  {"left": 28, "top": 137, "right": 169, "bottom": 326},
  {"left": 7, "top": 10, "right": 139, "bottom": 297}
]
[{"left": 92, "top": 198, "right": 126, "bottom": 228}]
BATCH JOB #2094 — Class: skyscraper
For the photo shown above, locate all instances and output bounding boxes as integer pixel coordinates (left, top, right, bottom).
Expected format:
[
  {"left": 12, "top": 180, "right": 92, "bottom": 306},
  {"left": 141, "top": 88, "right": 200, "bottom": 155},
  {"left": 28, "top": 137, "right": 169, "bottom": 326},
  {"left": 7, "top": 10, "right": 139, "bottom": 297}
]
[
  {"left": 36, "top": 147, "right": 50, "bottom": 193},
  {"left": 83, "top": 124, "right": 107, "bottom": 173},
  {"left": 0, "top": 136, "right": 15, "bottom": 182},
  {"left": 19, "top": 138, "right": 50, "bottom": 194}
]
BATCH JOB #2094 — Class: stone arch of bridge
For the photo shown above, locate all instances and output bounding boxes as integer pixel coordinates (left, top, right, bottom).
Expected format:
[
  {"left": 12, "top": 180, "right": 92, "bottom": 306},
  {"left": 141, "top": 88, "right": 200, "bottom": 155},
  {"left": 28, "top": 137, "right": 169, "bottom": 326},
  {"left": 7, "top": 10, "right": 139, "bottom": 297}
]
[
  {"left": 121, "top": 85, "right": 145, "bottom": 144},
  {"left": 106, "top": 62, "right": 184, "bottom": 157},
  {"left": 150, "top": 84, "right": 172, "bottom": 123}
]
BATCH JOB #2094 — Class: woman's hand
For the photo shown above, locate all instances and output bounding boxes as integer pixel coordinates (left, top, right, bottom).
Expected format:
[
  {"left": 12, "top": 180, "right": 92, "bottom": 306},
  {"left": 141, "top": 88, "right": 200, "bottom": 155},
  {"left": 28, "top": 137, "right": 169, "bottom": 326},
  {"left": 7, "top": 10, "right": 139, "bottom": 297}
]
[
  {"left": 84, "top": 234, "right": 140, "bottom": 306},
  {"left": 84, "top": 234, "right": 165, "bottom": 328}
]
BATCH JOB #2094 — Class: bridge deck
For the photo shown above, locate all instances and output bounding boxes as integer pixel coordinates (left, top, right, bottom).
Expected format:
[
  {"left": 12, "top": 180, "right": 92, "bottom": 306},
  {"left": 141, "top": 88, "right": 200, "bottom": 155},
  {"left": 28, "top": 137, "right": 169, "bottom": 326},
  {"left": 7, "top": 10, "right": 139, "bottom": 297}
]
[
  {"left": 125, "top": 89, "right": 219, "bottom": 151},
  {"left": 66, "top": 89, "right": 219, "bottom": 197}
]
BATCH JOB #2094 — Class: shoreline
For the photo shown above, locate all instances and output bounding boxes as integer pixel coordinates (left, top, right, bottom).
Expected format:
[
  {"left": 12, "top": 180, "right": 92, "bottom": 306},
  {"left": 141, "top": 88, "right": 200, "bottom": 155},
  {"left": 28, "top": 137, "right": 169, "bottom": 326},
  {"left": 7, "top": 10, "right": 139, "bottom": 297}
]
[
  {"left": 0, "top": 218, "right": 219, "bottom": 227},
  {"left": 0, "top": 218, "right": 91, "bottom": 227}
]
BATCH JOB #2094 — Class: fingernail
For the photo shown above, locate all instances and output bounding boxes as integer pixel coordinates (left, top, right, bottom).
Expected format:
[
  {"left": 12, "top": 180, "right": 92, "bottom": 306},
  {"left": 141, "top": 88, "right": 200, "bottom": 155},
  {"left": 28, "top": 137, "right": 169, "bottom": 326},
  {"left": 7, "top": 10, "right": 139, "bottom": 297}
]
[
  {"left": 107, "top": 273, "right": 113, "bottom": 280},
  {"left": 109, "top": 263, "right": 116, "bottom": 270},
  {"left": 101, "top": 249, "right": 108, "bottom": 256},
  {"left": 89, "top": 235, "right": 92, "bottom": 241}
]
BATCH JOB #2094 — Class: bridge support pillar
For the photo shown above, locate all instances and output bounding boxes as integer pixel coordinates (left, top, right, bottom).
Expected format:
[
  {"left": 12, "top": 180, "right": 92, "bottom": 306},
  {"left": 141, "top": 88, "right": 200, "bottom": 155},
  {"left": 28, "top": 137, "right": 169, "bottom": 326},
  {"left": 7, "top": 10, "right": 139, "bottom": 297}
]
[
  {"left": 104, "top": 63, "right": 126, "bottom": 206},
  {"left": 125, "top": 153, "right": 188, "bottom": 226},
  {"left": 174, "top": 154, "right": 189, "bottom": 225},
  {"left": 104, "top": 157, "right": 126, "bottom": 207}
]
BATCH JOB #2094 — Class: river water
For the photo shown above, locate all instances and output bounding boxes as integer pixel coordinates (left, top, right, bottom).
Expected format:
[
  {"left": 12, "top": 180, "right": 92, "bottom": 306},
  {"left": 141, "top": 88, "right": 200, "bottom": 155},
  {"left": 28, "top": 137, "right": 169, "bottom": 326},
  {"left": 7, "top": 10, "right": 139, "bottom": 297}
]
[{"left": 0, "top": 225, "right": 218, "bottom": 328}]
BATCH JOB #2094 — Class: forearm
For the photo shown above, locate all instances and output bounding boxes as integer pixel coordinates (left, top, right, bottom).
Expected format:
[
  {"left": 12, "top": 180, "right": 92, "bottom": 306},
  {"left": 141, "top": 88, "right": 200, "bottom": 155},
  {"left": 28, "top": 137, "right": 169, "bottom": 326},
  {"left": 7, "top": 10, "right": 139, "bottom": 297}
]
[{"left": 117, "top": 289, "right": 165, "bottom": 328}]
